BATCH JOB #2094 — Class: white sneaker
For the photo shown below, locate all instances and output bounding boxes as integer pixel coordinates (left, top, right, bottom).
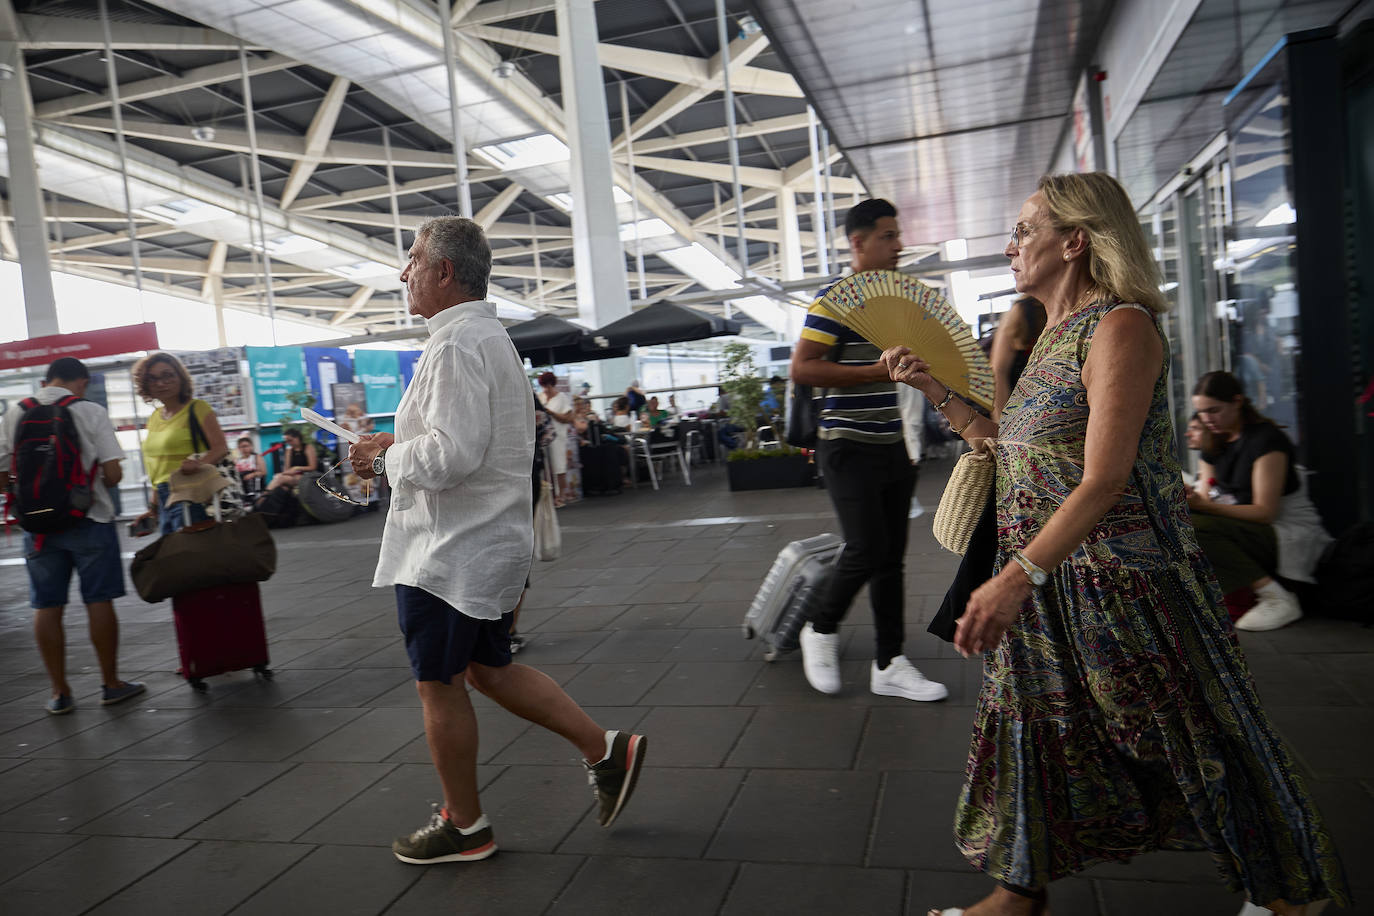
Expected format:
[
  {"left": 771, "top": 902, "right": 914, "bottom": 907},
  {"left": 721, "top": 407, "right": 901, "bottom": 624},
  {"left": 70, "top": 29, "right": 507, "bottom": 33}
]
[
  {"left": 799, "top": 623, "right": 842, "bottom": 695},
  {"left": 870, "top": 655, "right": 948, "bottom": 702},
  {"left": 1234, "top": 588, "right": 1302, "bottom": 632}
]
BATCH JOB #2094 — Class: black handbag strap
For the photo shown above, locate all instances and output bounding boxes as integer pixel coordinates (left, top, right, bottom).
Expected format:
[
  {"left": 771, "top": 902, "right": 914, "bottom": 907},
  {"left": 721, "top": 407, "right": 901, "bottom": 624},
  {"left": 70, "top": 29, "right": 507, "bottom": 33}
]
[{"left": 186, "top": 401, "right": 209, "bottom": 454}]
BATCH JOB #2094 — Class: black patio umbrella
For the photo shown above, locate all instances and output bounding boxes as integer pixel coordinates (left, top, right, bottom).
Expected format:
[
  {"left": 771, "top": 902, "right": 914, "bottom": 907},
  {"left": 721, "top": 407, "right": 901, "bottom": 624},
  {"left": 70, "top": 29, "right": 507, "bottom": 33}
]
[
  {"left": 590, "top": 301, "right": 743, "bottom": 349},
  {"left": 504, "top": 314, "right": 630, "bottom": 366}
]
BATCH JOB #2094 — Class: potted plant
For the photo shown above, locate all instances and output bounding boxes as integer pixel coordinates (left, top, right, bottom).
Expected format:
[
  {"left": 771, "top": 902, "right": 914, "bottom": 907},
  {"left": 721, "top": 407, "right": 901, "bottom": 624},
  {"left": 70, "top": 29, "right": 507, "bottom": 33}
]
[
  {"left": 277, "top": 389, "right": 318, "bottom": 442},
  {"left": 719, "top": 342, "right": 813, "bottom": 490}
]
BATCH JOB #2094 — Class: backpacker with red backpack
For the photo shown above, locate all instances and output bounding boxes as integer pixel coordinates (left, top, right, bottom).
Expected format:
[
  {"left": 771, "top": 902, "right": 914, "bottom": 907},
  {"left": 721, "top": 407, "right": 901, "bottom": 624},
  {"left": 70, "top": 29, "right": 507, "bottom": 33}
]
[{"left": 6, "top": 395, "right": 98, "bottom": 536}]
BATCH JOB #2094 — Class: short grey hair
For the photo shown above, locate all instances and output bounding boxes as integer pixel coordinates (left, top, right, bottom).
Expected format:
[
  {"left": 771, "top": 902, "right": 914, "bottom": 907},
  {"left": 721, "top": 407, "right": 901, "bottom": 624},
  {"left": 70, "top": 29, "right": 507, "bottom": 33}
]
[{"left": 416, "top": 216, "right": 491, "bottom": 299}]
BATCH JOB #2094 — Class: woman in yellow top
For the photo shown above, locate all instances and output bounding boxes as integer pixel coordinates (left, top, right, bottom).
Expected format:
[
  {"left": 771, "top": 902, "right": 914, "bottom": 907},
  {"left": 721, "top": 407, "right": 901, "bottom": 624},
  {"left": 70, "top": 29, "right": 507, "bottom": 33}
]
[{"left": 130, "top": 352, "right": 230, "bottom": 535}]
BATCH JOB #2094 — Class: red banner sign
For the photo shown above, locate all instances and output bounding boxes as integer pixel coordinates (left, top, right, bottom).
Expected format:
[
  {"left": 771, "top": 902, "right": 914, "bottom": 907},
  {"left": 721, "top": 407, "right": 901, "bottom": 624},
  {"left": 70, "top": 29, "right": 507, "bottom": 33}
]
[{"left": 0, "top": 323, "right": 160, "bottom": 371}]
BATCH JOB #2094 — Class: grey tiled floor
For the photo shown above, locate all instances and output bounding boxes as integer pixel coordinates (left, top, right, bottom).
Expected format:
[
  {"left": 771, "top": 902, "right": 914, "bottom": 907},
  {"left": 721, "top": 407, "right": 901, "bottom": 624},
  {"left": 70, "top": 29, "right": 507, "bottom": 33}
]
[{"left": 0, "top": 459, "right": 1368, "bottom": 915}]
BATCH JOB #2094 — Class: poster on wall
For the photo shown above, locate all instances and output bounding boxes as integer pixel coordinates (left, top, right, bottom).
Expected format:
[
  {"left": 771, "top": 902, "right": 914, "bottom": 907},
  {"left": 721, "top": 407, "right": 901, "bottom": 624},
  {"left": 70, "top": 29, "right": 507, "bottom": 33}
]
[
  {"left": 304, "top": 347, "right": 354, "bottom": 416},
  {"left": 330, "top": 382, "right": 374, "bottom": 438},
  {"left": 175, "top": 347, "right": 249, "bottom": 427},
  {"left": 246, "top": 346, "right": 305, "bottom": 422},
  {"left": 353, "top": 349, "right": 401, "bottom": 414},
  {"left": 398, "top": 350, "right": 422, "bottom": 391}
]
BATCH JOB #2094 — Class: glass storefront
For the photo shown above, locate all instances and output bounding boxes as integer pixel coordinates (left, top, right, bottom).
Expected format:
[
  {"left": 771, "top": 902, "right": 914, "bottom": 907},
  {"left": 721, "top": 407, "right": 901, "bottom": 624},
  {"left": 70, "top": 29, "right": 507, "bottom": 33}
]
[
  {"left": 1225, "top": 85, "right": 1303, "bottom": 439},
  {"left": 1120, "top": 6, "right": 1368, "bottom": 523}
]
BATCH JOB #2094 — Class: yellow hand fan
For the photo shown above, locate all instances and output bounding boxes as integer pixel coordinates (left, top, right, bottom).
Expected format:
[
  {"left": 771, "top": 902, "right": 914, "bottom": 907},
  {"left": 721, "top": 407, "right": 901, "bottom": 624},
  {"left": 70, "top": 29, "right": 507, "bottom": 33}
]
[{"left": 818, "top": 270, "right": 994, "bottom": 410}]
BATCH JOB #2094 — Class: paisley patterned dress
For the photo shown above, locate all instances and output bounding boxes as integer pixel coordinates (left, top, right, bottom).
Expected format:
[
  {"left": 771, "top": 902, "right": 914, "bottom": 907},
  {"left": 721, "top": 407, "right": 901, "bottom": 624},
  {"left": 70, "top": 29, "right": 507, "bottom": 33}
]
[{"left": 953, "top": 300, "right": 1349, "bottom": 906}]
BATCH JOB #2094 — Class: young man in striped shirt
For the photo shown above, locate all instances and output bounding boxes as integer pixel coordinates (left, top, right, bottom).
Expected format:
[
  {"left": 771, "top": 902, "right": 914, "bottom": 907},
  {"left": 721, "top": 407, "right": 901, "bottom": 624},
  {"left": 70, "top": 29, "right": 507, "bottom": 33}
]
[{"left": 788, "top": 199, "right": 947, "bottom": 703}]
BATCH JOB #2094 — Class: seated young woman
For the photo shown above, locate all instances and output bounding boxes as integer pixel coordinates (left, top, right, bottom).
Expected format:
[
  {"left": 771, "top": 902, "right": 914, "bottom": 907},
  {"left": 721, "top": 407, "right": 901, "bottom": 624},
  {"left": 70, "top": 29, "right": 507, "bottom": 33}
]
[
  {"left": 1188, "top": 370, "right": 1331, "bottom": 631},
  {"left": 265, "top": 428, "right": 319, "bottom": 493}
]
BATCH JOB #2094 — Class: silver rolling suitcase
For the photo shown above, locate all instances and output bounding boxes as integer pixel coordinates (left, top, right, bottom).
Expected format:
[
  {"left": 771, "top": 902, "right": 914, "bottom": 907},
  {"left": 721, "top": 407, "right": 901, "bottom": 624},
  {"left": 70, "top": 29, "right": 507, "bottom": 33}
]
[{"left": 742, "top": 533, "right": 843, "bottom": 661}]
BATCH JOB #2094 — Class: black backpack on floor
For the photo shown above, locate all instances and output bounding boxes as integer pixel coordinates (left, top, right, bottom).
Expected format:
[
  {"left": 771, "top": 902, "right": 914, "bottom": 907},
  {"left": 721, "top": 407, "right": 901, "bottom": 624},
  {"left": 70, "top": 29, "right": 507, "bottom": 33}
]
[
  {"left": 1315, "top": 523, "right": 1374, "bottom": 623},
  {"left": 6, "top": 395, "right": 98, "bottom": 536}
]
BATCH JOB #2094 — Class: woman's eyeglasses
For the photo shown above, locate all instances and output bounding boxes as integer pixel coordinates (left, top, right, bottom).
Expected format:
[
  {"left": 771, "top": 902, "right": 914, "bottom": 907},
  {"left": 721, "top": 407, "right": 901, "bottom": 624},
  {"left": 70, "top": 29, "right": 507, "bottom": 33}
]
[
  {"left": 315, "top": 457, "right": 373, "bottom": 507},
  {"left": 1009, "top": 222, "right": 1042, "bottom": 248}
]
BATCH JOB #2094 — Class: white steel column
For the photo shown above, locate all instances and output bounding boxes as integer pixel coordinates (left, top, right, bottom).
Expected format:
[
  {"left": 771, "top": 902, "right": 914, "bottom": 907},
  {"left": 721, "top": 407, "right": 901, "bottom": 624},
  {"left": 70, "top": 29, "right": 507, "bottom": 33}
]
[
  {"left": 555, "top": 0, "right": 630, "bottom": 332},
  {"left": 0, "top": 28, "right": 58, "bottom": 336},
  {"left": 620, "top": 79, "right": 647, "bottom": 301},
  {"left": 437, "top": 0, "right": 473, "bottom": 217},
  {"left": 807, "top": 106, "right": 830, "bottom": 276},
  {"left": 776, "top": 187, "right": 804, "bottom": 282},
  {"left": 99, "top": 0, "right": 145, "bottom": 315},
  {"left": 202, "top": 241, "right": 228, "bottom": 346},
  {"left": 240, "top": 44, "right": 278, "bottom": 345}
]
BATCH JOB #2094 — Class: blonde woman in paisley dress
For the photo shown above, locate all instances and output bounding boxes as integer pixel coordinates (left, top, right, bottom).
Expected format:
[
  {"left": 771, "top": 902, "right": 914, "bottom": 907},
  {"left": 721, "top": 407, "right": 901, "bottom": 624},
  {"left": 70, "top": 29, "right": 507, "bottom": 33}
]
[{"left": 884, "top": 172, "right": 1347, "bottom": 916}]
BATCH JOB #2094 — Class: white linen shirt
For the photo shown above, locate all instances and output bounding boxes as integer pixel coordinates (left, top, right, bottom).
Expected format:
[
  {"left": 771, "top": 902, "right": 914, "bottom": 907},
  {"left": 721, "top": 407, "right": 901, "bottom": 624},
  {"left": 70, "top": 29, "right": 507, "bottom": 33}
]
[
  {"left": 0, "top": 386, "right": 124, "bottom": 524},
  {"left": 371, "top": 300, "right": 535, "bottom": 619}
]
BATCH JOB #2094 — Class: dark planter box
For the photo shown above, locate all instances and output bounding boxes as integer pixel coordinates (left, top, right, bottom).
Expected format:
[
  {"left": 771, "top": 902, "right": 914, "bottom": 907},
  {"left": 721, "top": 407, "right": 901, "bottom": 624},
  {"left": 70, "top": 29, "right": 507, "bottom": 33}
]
[{"left": 727, "top": 454, "right": 814, "bottom": 491}]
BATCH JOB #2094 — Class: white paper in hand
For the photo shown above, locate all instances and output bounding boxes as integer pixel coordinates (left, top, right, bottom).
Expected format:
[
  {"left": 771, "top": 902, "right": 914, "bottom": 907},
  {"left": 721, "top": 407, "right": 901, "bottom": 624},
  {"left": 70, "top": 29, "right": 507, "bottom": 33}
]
[{"left": 301, "top": 407, "right": 361, "bottom": 444}]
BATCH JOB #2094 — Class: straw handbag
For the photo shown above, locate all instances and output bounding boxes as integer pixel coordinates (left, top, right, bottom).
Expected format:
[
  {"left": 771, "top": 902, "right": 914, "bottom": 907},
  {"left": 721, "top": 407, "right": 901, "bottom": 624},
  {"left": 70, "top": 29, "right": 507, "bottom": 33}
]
[{"left": 932, "top": 439, "right": 997, "bottom": 555}]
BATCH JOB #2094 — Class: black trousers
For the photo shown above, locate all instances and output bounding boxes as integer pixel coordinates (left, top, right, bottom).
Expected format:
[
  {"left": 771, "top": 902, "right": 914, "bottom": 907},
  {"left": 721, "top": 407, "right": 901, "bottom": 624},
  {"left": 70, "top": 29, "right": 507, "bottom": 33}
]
[{"left": 811, "top": 437, "right": 918, "bottom": 665}]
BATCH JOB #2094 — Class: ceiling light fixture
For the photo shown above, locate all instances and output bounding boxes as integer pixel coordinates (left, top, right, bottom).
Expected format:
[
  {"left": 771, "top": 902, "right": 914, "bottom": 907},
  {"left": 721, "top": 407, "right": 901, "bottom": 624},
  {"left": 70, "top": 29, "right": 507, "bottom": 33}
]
[
  {"left": 190, "top": 126, "right": 216, "bottom": 142},
  {"left": 493, "top": 60, "right": 517, "bottom": 79}
]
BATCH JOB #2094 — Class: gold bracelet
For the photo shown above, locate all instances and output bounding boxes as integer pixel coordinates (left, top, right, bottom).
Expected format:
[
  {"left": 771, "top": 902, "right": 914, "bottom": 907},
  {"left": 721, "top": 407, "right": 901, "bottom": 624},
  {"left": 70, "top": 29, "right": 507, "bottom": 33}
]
[
  {"left": 933, "top": 387, "right": 956, "bottom": 411},
  {"left": 953, "top": 405, "right": 978, "bottom": 436}
]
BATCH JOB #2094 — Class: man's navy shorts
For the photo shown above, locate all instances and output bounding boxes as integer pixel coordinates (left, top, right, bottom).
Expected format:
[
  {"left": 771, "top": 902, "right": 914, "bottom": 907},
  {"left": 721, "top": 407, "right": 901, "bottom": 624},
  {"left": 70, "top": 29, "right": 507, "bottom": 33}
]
[
  {"left": 25, "top": 519, "right": 126, "bottom": 609},
  {"left": 395, "top": 585, "right": 513, "bottom": 683}
]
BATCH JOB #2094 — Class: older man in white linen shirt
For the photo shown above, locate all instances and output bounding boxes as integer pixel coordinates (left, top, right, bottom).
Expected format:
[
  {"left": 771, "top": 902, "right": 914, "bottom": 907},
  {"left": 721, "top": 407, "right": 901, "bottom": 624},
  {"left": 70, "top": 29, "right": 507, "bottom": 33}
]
[{"left": 350, "top": 216, "right": 646, "bottom": 865}]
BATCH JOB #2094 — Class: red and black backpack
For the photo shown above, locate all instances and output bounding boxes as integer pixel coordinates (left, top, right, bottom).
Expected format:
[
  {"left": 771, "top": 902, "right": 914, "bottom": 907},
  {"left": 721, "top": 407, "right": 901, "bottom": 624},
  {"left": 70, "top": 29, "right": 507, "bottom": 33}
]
[{"left": 6, "top": 395, "right": 98, "bottom": 536}]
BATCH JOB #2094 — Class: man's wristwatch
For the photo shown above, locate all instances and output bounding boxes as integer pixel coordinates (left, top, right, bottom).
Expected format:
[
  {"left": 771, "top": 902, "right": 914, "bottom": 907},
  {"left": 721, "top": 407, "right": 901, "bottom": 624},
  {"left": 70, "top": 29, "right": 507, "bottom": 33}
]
[
  {"left": 1012, "top": 551, "right": 1049, "bottom": 588},
  {"left": 372, "top": 451, "right": 386, "bottom": 478}
]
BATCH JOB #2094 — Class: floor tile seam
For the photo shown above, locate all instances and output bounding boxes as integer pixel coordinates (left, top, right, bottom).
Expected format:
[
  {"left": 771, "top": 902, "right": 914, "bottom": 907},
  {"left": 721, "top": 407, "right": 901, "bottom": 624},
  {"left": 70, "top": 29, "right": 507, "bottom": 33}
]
[
  {"left": 702, "top": 757, "right": 757, "bottom": 860},
  {"left": 53, "top": 758, "right": 221, "bottom": 834},
  {"left": 851, "top": 705, "right": 875, "bottom": 772},
  {"left": 864, "top": 769, "right": 888, "bottom": 869},
  {"left": 713, "top": 704, "right": 758, "bottom": 771},
  {"left": 535, "top": 853, "right": 592, "bottom": 916},
  {"left": 23, "top": 700, "right": 219, "bottom": 762},
  {"left": 712, "top": 861, "right": 747, "bottom": 916},
  {"left": 228, "top": 843, "right": 425, "bottom": 916},
  {"left": 276, "top": 759, "right": 406, "bottom": 845},
  {"left": 122, "top": 837, "right": 318, "bottom": 916},
  {"left": 0, "top": 756, "right": 129, "bottom": 817},
  {"left": 0, "top": 698, "right": 136, "bottom": 747},
  {"left": 68, "top": 833, "right": 206, "bottom": 915}
]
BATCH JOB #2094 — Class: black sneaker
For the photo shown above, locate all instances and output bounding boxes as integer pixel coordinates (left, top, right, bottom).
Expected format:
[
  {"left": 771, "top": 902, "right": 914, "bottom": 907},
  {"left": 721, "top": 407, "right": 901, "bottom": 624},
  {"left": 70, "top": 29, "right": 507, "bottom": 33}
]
[
  {"left": 392, "top": 806, "right": 497, "bottom": 864},
  {"left": 584, "top": 731, "right": 646, "bottom": 828}
]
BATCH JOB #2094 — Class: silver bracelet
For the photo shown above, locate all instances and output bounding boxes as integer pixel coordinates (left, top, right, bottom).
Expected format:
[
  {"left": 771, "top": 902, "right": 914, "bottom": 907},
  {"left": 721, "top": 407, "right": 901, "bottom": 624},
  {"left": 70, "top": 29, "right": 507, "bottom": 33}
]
[{"left": 933, "top": 387, "right": 956, "bottom": 411}]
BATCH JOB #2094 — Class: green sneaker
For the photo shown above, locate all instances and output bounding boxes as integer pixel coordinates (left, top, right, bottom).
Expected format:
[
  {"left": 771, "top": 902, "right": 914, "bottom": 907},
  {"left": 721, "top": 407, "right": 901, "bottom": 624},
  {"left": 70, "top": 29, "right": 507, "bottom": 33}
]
[
  {"left": 584, "top": 731, "right": 647, "bottom": 828},
  {"left": 392, "top": 806, "right": 497, "bottom": 864}
]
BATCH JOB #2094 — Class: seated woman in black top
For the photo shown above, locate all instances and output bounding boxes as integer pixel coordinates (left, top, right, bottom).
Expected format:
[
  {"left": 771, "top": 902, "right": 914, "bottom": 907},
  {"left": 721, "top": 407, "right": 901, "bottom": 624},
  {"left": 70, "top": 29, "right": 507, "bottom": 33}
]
[
  {"left": 265, "top": 428, "right": 319, "bottom": 493},
  {"left": 1188, "top": 371, "right": 1331, "bottom": 631}
]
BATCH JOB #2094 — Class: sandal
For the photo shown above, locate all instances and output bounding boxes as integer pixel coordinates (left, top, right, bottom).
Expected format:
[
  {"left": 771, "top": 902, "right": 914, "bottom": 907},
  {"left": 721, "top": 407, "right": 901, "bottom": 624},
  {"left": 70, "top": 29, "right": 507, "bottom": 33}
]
[
  {"left": 1241, "top": 901, "right": 1330, "bottom": 916},
  {"left": 928, "top": 886, "right": 1048, "bottom": 916}
]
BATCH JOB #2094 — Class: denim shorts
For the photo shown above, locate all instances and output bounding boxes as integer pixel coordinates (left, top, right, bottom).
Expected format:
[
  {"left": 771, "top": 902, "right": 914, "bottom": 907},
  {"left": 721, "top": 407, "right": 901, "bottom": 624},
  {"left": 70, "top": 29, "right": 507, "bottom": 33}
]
[
  {"left": 25, "top": 519, "right": 126, "bottom": 608},
  {"left": 395, "top": 585, "right": 512, "bottom": 683},
  {"left": 156, "top": 481, "right": 208, "bottom": 535}
]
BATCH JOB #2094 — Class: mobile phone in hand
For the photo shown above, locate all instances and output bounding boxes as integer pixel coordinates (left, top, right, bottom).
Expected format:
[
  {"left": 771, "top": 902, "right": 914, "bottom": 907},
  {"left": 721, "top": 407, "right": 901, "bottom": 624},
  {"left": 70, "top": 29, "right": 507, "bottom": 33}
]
[{"left": 128, "top": 516, "right": 157, "bottom": 537}]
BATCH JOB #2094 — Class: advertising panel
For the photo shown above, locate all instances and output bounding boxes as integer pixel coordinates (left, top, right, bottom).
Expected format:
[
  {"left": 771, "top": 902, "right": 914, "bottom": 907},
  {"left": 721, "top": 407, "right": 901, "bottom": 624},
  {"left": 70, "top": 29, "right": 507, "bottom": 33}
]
[
  {"left": 246, "top": 346, "right": 305, "bottom": 422},
  {"left": 353, "top": 349, "right": 401, "bottom": 414},
  {"left": 304, "top": 347, "right": 353, "bottom": 416}
]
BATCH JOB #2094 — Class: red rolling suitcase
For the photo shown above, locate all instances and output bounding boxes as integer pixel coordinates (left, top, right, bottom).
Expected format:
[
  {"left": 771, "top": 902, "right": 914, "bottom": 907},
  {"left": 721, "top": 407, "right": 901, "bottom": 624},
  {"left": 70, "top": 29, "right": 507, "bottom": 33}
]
[{"left": 171, "top": 581, "right": 273, "bottom": 691}]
